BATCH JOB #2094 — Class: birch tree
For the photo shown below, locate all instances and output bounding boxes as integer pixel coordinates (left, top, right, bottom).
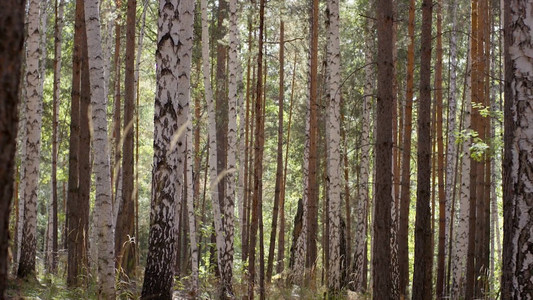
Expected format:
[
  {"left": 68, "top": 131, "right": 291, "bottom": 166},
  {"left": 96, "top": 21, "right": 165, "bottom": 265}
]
[
  {"left": 351, "top": 8, "right": 373, "bottom": 293},
  {"left": 17, "top": 0, "right": 45, "bottom": 278},
  {"left": 451, "top": 47, "right": 472, "bottom": 299},
  {"left": 84, "top": 0, "right": 115, "bottom": 297},
  {"left": 503, "top": 1, "right": 533, "bottom": 297},
  {"left": 0, "top": 0, "right": 25, "bottom": 296},
  {"left": 326, "top": 0, "right": 342, "bottom": 292},
  {"left": 444, "top": 0, "right": 459, "bottom": 296}
]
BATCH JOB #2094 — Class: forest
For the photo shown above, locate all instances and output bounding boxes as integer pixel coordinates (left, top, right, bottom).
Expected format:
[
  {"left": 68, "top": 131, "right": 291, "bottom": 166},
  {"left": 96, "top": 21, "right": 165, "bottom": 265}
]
[{"left": 0, "top": 0, "right": 532, "bottom": 299}]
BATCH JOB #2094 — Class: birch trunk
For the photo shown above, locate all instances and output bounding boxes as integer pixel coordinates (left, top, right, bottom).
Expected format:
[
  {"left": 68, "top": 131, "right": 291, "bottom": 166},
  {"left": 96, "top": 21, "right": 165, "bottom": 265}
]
[
  {"left": 503, "top": 1, "right": 533, "bottom": 297},
  {"left": 352, "top": 10, "right": 373, "bottom": 293},
  {"left": 176, "top": 0, "right": 196, "bottom": 293},
  {"left": 451, "top": 48, "right": 472, "bottom": 299},
  {"left": 18, "top": 0, "right": 45, "bottom": 279},
  {"left": 141, "top": 1, "right": 183, "bottom": 297},
  {"left": 50, "top": 0, "right": 64, "bottom": 274},
  {"left": 0, "top": 1, "right": 25, "bottom": 296},
  {"left": 222, "top": 0, "right": 239, "bottom": 291},
  {"left": 84, "top": 0, "right": 115, "bottom": 297},
  {"left": 326, "top": 0, "right": 342, "bottom": 292},
  {"left": 200, "top": 0, "right": 230, "bottom": 295},
  {"left": 444, "top": 0, "right": 459, "bottom": 295}
]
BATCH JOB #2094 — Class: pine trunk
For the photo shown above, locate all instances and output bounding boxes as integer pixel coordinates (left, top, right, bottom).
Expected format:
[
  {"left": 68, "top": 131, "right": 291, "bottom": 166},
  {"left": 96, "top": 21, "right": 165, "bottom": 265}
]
[
  {"left": 267, "top": 19, "right": 284, "bottom": 282},
  {"left": 0, "top": 1, "right": 25, "bottom": 296},
  {"left": 373, "top": 0, "right": 393, "bottom": 297},
  {"left": 115, "top": 0, "right": 136, "bottom": 277},
  {"left": 411, "top": 0, "right": 433, "bottom": 298}
]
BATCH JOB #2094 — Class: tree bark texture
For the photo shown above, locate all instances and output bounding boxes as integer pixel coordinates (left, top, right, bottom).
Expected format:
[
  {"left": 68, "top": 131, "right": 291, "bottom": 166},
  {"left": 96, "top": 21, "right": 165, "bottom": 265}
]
[
  {"left": 373, "top": 0, "right": 393, "bottom": 298},
  {"left": 18, "top": 0, "right": 44, "bottom": 279},
  {"left": 326, "top": 0, "right": 343, "bottom": 292},
  {"left": 0, "top": 0, "right": 25, "bottom": 297},
  {"left": 503, "top": 1, "right": 533, "bottom": 298},
  {"left": 411, "top": 0, "right": 433, "bottom": 298},
  {"left": 115, "top": 0, "right": 136, "bottom": 277}
]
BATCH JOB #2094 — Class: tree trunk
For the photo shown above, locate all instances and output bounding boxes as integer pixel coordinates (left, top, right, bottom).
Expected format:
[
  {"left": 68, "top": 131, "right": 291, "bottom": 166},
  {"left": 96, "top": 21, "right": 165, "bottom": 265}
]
[
  {"left": 141, "top": 0, "right": 193, "bottom": 297},
  {"left": 306, "top": 0, "right": 320, "bottom": 281},
  {"left": 351, "top": 8, "right": 373, "bottom": 293},
  {"left": 451, "top": 44, "right": 472, "bottom": 299},
  {"left": 278, "top": 55, "right": 296, "bottom": 275},
  {"left": 398, "top": 0, "right": 414, "bottom": 297},
  {"left": 435, "top": 0, "right": 446, "bottom": 296},
  {"left": 373, "top": 0, "right": 393, "bottom": 297},
  {"left": 326, "top": 0, "right": 342, "bottom": 292},
  {"left": 66, "top": 0, "right": 83, "bottom": 286},
  {"left": 50, "top": 0, "right": 64, "bottom": 274},
  {"left": 0, "top": 1, "right": 25, "bottom": 297},
  {"left": 248, "top": 0, "right": 265, "bottom": 296},
  {"left": 18, "top": 0, "right": 45, "bottom": 279},
  {"left": 503, "top": 1, "right": 533, "bottom": 297},
  {"left": 267, "top": 19, "right": 284, "bottom": 282},
  {"left": 443, "top": 0, "right": 459, "bottom": 295},
  {"left": 84, "top": 0, "right": 115, "bottom": 297},
  {"left": 115, "top": 0, "right": 136, "bottom": 277},
  {"left": 411, "top": 0, "right": 433, "bottom": 298}
]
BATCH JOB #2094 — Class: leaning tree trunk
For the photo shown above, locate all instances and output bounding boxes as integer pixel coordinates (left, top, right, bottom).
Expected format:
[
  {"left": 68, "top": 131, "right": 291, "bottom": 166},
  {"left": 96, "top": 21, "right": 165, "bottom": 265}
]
[
  {"left": 503, "top": 1, "right": 533, "bottom": 298},
  {"left": 0, "top": 1, "right": 25, "bottom": 297},
  {"left": 451, "top": 45, "right": 472, "bottom": 299},
  {"left": 17, "top": 0, "right": 45, "bottom": 279},
  {"left": 326, "top": 0, "right": 342, "bottom": 293}
]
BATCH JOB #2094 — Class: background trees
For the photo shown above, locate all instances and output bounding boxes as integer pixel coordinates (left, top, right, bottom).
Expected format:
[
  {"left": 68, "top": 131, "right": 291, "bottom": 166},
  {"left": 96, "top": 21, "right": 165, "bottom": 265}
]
[{"left": 2, "top": 0, "right": 526, "bottom": 299}]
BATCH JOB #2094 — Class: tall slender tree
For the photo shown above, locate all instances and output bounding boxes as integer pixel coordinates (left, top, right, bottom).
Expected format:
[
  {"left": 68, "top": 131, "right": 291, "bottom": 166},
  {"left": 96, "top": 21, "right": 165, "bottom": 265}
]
[
  {"left": 141, "top": 0, "right": 193, "bottom": 297},
  {"left": 373, "top": 0, "right": 393, "bottom": 298},
  {"left": 84, "top": 0, "right": 115, "bottom": 297},
  {"left": 503, "top": 0, "right": 533, "bottom": 298},
  {"left": 412, "top": 0, "right": 433, "bottom": 298},
  {"left": 326, "top": 0, "right": 342, "bottom": 292},
  {"left": 0, "top": 1, "right": 25, "bottom": 297},
  {"left": 17, "top": 0, "right": 45, "bottom": 279},
  {"left": 398, "top": 0, "right": 415, "bottom": 297},
  {"left": 115, "top": 0, "right": 136, "bottom": 276}
]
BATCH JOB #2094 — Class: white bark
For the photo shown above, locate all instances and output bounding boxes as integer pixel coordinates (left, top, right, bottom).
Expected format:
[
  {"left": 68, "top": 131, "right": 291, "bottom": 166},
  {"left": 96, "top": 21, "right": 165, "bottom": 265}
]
[
  {"left": 352, "top": 14, "right": 373, "bottom": 292},
  {"left": 84, "top": 0, "right": 115, "bottom": 297},
  {"left": 444, "top": 0, "right": 458, "bottom": 294},
  {"left": 326, "top": 0, "right": 342, "bottom": 291},
  {"left": 507, "top": 1, "right": 533, "bottom": 296},
  {"left": 17, "top": 0, "right": 45, "bottom": 277},
  {"left": 222, "top": 0, "right": 239, "bottom": 290},
  {"left": 201, "top": 0, "right": 228, "bottom": 292},
  {"left": 176, "top": 0, "right": 196, "bottom": 292},
  {"left": 451, "top": 50, "right": 472, "bottom": 299}
]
